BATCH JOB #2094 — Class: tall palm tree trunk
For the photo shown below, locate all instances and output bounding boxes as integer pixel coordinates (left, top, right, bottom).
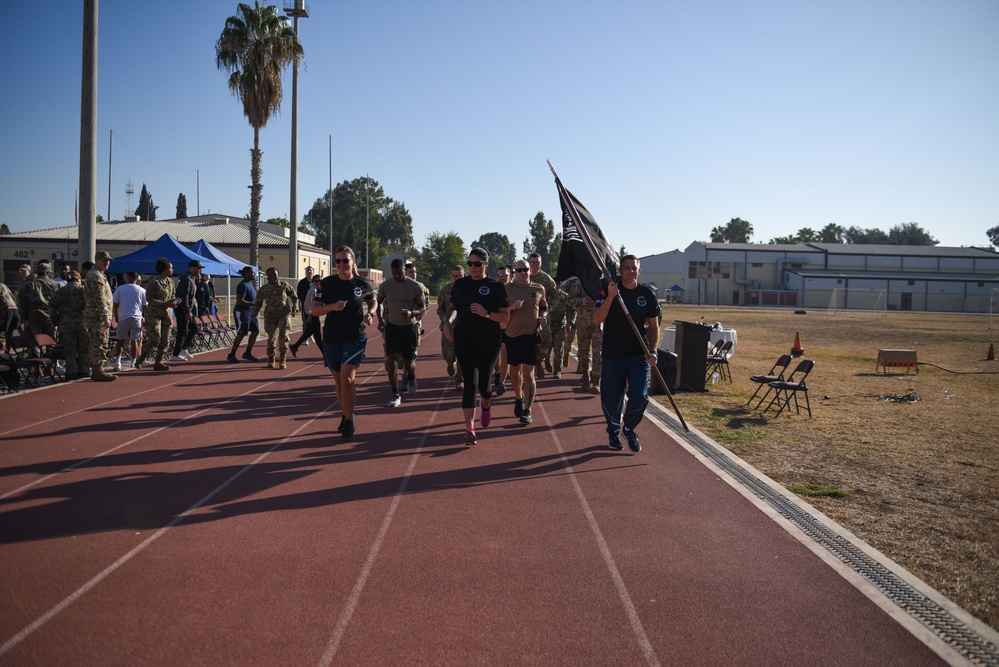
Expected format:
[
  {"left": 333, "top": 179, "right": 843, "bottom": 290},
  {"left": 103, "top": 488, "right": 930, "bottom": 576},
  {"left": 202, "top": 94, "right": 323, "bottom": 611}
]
[{"left": 249, "top": 126, "right": 262, "bottom": 268}]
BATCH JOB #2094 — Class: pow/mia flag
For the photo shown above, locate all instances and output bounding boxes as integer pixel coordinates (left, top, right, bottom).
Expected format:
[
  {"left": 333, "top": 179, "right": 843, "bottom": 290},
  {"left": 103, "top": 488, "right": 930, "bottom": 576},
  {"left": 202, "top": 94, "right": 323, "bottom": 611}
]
[{"left": 553, "top": 180, "right": 620, "bottom": 301}]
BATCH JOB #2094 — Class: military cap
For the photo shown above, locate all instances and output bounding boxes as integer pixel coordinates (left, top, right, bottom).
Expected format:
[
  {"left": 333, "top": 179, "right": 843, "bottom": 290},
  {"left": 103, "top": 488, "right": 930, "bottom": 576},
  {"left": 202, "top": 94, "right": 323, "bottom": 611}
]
[
  {"left": 69, "top": 271, "right": 82, "bottom": 280},
  {"left": 19, "top": 263, "right": 31, "bottom": 272},
  {"left": 37, "top": 261, "right": 51, "bottom": 272},
  {"left": 95, "top": 250, "right": 112, "bottom": 260}
]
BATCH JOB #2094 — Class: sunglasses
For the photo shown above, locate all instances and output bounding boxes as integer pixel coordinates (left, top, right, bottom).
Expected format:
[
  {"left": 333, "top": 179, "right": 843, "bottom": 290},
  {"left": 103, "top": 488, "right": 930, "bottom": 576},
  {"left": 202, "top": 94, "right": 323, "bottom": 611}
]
[
  {"left": 334, "top": 258, "right": 352, "bottom": 264},
  {"left": 514, "top": 267, "right": 529, "bottom": 273},
  {"left": 466, "top": 261, "right": 484, "bottom": 267}
]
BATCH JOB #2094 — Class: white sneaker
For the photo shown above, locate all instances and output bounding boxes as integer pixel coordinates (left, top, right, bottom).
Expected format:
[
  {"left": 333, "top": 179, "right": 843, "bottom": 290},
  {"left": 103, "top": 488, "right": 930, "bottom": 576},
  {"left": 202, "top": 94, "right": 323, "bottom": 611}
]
[
  {"left": 387, "top": 394, "right": 402, "bottom": 408},
  {"left": 303, "top": 339, "right": 310, "bottom": 346},
  {"left": 113, "top": 358, "right": 122, "bottom": 373},
  {"left": 181, "top": 350, "right": 194, "bottom": 360},
  {"left": 170, "top": 355, "right": 186, "bottom": 362}
]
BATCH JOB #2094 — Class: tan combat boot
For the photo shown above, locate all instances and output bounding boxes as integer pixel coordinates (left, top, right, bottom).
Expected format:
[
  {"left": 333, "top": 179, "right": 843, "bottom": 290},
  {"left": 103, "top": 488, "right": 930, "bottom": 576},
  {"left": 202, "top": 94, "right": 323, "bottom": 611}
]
[
  {"left": 267, "top": 354, "right": 276, "bottom": 369},
  {"left": 153, "top": 351, "right": 171, "bottom": 371},
  {"left": 589, "top": 375, "right": 600, "bottom": 394},
  {"left": 135, "top": 350, "right": 148, "bottom": 368},
  {"left": 279, "top": 354, "right": 287, "bottom": 369},
  {"left": 92, "top": 366, "right": 117, "bottom": 382},
  {"left": 580, "top": 370, "right": 591, "bottom": 392}
]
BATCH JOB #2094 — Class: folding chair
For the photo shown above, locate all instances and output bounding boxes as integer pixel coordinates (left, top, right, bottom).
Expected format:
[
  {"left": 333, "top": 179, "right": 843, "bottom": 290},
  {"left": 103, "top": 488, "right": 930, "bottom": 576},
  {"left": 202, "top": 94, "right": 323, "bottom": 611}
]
[
  {"left": 32, "top": 333, "right": 66, "bottom": 382},
  {"left": 208, "top": 313, "right": 236, "bottom": 345},
  {"left": 705, "top": 340, "right": 734, "bottom": 383},
  {"left": 762, "top": 359, "right": 814, "bottom": 417},
  {"left": 5, "top": 335, "right": 46, "bottom": 388},
  {"left": 746, "top": 354, "right": 792, "bottom": 408}
]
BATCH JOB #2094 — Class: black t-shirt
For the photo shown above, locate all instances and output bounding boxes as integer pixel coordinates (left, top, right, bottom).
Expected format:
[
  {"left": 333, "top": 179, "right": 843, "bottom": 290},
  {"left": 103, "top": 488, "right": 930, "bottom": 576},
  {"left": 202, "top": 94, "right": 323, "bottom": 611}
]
[
  {"left": 316, "top": 275, "right": 375, "bottom": 344},
  {"left": 448, "top": 276, "right": 509, "bottom": 343},
  {"left": 596, "top": 282, "right": 662, "bottom": 360}
]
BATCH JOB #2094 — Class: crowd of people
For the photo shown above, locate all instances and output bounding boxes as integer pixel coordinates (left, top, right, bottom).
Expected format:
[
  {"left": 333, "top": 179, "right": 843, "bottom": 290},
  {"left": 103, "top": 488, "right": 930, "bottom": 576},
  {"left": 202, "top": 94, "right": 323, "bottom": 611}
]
[{"left": 3, "top": 247, "right": 662, "bottom": 451}]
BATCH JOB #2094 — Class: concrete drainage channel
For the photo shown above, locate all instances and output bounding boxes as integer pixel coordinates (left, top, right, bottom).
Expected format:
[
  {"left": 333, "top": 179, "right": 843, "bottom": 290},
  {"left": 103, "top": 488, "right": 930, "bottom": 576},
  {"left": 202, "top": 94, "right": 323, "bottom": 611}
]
[{"left": 648, "top": 401, "right": 999, "bottom": 667}]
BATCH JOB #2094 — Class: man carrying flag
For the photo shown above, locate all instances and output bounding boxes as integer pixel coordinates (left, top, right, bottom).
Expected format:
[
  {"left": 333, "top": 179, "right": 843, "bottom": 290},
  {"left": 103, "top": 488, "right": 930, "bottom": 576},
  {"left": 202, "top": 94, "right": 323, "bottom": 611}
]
[{"left": 551, "top": 162, "right": 683, "bottom": 445}]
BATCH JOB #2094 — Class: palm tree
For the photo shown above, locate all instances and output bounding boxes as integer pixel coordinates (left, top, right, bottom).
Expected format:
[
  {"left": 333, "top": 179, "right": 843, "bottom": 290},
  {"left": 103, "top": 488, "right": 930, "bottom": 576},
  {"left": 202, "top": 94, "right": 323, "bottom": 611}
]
[
  {"left": 216, "top": 2, "right": 303, "bottom": 267},
  {"left": 796, "top": 227, "right": 818, "bottom": 242},
  {"left": 725, "top": 217, "right": 753, "bottom": 243},
  {"left": 820, "top": 223, "right": 846, "bottom": 243},
  {"left": 710, "top": 226, "right": 727, "bottom": 243}
]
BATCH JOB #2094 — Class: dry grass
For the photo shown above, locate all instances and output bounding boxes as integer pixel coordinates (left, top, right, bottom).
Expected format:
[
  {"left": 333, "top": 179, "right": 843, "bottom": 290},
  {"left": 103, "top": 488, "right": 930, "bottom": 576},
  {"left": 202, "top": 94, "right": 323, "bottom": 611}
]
[{"left": 652, "top": 305, "right": 999, "bottom": 630}]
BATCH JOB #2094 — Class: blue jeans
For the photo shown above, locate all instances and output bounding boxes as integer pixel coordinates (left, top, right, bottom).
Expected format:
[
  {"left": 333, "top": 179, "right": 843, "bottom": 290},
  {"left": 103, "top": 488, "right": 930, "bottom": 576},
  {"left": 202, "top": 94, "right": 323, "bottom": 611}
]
[{"left": 600, "top": 355, "right": 651, "bottom": 436}]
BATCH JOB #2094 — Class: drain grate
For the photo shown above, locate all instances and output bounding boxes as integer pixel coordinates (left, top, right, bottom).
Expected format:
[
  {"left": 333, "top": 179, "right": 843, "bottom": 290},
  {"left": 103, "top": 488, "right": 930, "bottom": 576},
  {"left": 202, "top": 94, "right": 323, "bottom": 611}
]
[{"left": 648, "top": 402, "right": 999, "bottom": 666}]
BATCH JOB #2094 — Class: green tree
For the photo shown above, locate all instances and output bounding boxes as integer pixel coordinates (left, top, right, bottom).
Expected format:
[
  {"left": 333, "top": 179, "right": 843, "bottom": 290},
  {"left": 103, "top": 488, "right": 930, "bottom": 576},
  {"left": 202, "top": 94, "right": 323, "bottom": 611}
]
[
  {"left": 724, "top": 217, "right": 753, "bottom": 243},
  {"left": 768, "top": 235, "right": 798, "bottom": 244},
  {"left": 0, "top": 223, "right": 10, "bottom": 235},
  {"left": 888, "top": 222, "right": 938, "bottom": 246},
  {"left": 795, "top": 228, "right": 818, "bottom": 242},
  {"left": 523, "top": 211, "right": 558, "bottom": 273},
  {"left": 176, "top": 193, "right": 188, "bottom": 218},
  {"left": 377, "top": 200, "right": 415, "bottom": 253},
  {"left": 710, "top": 226, "right": 727, "bottom": 243},
  {"left": 471, "top": 232, "right": 517, "bottom": 269},
  {"left": 135, "top": 183, "right": 158, "bottom": 221},
  {"left": 420, "top": 231, "right": 466, "bottom": 294},
  {"left": 216, "top": 1, "right": 303, "bottom": 267},
  {"left": 820, "top": 223, "right": 845, "bottom": 243},
  {"left": 845, "top": 226, "right": 890, "bottom": 244},
  {"left": 987, "top": 225, "right": 999, "bottom": 247},
  {"left": 266, "top": 216, "right": 289, "bottom": 228}
]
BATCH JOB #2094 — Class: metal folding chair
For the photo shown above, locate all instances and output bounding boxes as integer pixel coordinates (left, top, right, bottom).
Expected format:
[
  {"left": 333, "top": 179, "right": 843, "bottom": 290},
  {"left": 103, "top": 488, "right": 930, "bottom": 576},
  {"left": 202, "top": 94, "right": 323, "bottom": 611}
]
[
  {"left": 746, "top": 354, "right": 792, "bottom": 408},
  {"left": 762, "top": 359, "right": 815, "bottom": 417}
]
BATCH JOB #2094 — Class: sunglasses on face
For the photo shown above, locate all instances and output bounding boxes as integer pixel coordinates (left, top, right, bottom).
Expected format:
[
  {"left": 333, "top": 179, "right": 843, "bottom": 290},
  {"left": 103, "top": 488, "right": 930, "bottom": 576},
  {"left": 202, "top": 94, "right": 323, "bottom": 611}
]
[
  {"left": 335, "top": 258, "right": 351, "bottom": 264},
  {"left": 514, "top": 267, "right": 529, "bottom": 273},
  {"left": 466, "top": 261, "right": 483, "bottom": 267}
]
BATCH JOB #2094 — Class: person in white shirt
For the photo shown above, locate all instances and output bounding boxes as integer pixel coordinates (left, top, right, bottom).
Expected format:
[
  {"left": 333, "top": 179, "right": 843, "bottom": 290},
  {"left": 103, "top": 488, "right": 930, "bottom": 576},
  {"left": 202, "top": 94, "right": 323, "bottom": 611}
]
[{"left": 110, "top": 271, "right": 149, "bottom": 371}]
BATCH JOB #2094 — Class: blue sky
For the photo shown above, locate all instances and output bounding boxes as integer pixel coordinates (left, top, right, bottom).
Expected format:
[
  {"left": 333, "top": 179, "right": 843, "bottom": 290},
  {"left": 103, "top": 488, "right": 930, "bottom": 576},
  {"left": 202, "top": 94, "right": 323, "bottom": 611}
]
[{"left": 2, "top": 0, "right": 997, "bottom": 254}]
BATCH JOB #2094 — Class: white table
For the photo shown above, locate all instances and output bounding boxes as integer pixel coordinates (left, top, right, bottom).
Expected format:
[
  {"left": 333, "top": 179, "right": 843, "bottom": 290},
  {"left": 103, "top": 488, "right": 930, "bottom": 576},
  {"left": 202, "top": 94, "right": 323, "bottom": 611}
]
[{"left": 661, "top": 327, "right": 737, "bottom": 356}]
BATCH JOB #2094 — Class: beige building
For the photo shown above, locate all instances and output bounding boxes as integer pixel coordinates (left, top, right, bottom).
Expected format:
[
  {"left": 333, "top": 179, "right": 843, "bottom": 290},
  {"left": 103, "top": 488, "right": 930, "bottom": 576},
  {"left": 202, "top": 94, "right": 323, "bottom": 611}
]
[{"left": 0, "top": 215, "right": 331, "bottom": 286}]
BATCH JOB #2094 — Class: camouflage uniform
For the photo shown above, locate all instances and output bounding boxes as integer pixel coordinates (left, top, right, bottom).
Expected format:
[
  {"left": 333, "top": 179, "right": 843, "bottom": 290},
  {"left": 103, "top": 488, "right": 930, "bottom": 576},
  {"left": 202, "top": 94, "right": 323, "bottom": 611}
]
[
  {"left": 49, "top": 281, "right": 88, "bottom": 378},
  {"left": 436, "top": 281, "right": 461, "bottom": 388},
  {"left": 530, "top": 270, "right": 557, "bottom": 376},
  {"left": 17, "top": 266, "right": 59, "bottom": 344},
  {"left": 141, "top": 274, "right": 176, "bottom": 367},
  {"left": 83, "top": 266, "right": 115, "bottom": 375},
  {"left": 252, "top": 280, "right": 297, "bottom": 368},
  {"left": 546, "top": 289, "right": 575, "bottom": 378},
  {"left": 565, "top": 276, "right": 602, "bottom": 392}
]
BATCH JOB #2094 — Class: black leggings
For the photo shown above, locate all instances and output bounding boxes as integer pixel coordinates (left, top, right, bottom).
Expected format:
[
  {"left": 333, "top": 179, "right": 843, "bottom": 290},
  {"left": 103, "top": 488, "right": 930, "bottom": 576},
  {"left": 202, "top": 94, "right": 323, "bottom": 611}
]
[
  {"left": 455, "top": 337, "right": 501, "bottom": 409},
  {"left": 292, "top": 315, "right": 322, "bottom": 348}
]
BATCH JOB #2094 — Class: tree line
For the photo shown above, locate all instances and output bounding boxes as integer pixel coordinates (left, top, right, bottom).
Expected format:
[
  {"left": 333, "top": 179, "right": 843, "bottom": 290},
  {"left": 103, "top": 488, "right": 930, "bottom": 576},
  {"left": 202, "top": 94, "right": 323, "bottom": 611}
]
[{"left": 708, "top": 217, "right": 947, "bottom": 246}]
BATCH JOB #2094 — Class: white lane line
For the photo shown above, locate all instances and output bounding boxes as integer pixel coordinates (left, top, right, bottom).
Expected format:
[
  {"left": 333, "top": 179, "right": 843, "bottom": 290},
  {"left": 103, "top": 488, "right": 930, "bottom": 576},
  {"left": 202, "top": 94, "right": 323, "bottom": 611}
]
[
  {"left": 536, "top": 400, "right": 662, "bottom": 667},
  {"left": 0, "top": 367, "right": 316, "bottom": 502},
  {"left": 317, "top": 387, "right": 447, "bottom": 667},
  {"left": 0, "top": 399, "right": 340, "bottom": 657}
]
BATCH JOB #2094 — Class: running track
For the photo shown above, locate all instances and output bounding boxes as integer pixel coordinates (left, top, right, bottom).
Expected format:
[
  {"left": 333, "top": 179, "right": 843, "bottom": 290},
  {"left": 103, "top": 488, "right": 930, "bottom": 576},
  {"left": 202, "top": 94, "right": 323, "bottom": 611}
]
[{"left": 0, "top": 324, "right": 990, "bottom": 665}]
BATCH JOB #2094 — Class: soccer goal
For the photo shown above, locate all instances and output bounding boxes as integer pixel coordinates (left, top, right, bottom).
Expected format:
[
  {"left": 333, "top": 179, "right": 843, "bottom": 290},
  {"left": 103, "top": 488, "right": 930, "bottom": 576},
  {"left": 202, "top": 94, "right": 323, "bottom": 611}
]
[{"left": 827, "top": 288, "right": 888, "bottom": 316}]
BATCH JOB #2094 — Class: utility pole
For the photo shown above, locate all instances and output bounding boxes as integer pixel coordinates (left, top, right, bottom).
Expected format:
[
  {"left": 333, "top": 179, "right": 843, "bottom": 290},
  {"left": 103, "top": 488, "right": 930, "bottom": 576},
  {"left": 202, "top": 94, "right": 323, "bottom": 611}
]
[
  {"left": 285, "top": 0, "right": 308, "bottom": 280},
  {"left": 78, "top": 0, "right": 98, "bottom": 263}
]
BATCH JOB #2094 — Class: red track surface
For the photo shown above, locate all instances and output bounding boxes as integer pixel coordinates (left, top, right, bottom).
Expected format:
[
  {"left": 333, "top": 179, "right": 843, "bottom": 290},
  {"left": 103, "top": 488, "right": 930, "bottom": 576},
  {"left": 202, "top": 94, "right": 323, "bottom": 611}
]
[{"left": 0, "top": 325, "right": 950, "bottom": 665}]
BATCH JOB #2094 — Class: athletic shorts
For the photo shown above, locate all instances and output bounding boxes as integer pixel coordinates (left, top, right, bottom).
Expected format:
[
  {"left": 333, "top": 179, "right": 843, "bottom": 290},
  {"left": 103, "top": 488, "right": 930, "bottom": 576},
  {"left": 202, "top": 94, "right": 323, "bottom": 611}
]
[
  {"left": 384, "top": 322, "right": 419, "bottom": 359},
  {"left": 234, "top": 310, "right": 259, "bottom": 335},
  {"left": 506, "top": 333, "right": 540, "bottom": 367},
  {"left": 115, "top": 316, "right": 143, "bottom": 341},
  {"left": 324, "top": 335, "right": 367, "bottom": 373}
]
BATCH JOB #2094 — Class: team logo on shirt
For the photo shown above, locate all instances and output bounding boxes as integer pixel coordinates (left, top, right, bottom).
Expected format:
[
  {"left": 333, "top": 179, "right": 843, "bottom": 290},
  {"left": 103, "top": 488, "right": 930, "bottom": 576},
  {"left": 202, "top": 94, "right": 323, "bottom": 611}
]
[
  {"left": 478, "top": 286, "right": 490, "bottom": 296},
  {"left": 354, "top": 287, "right": 363, "bottom": 298},
  {"left": 637, "top": 296, "right": 647, "bottom": 307}
]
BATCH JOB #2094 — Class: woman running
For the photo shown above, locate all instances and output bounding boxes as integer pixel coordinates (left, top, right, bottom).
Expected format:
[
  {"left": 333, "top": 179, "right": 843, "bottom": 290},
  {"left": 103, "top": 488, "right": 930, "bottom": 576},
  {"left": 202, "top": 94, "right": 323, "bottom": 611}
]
[{"left": 442, "top": 247, "right": 510, "bottom": 445}]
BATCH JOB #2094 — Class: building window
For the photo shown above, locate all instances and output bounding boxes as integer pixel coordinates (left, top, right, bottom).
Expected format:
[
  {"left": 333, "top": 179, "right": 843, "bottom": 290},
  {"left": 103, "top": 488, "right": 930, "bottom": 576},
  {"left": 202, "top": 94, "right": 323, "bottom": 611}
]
[
  {"left": 751, "top": 262, "right": 762, "bottom": 268},
  {"left": 908, "top": 280, "right": 915, "bottom": 286}
]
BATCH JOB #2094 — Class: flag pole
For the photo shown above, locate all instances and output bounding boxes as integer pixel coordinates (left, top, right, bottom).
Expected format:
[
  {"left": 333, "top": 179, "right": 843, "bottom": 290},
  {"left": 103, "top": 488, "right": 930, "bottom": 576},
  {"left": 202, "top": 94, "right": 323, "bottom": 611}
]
[{"left": 548, "top": 161, "right": 689, "bottom": 432}]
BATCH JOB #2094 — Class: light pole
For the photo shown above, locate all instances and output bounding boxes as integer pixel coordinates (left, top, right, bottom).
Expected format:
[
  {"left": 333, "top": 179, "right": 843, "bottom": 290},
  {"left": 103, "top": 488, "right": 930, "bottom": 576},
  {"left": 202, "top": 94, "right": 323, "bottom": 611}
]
[
  {"left": 285, "top": 0, "right": 308, "bottom": 280},
  {"left": 365, "top": 175, "right": 369, "bottom": 274}
]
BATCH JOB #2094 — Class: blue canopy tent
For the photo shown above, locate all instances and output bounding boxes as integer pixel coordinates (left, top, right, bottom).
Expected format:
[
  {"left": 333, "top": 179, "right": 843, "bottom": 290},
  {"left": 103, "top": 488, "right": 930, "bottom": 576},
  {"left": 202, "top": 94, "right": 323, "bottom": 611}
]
[
  {"left": 111, "top": 234, "right": 230, "bottom": 276},
  {"left": 187, "top": 239, "right": 245, "bottom": 277}
]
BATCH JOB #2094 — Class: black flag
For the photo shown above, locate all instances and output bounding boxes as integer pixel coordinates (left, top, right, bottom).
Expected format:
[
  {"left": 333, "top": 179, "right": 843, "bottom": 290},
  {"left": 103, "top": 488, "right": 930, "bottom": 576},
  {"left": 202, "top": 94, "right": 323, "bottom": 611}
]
[{"left": 554, "top": 185, "right": 619, "bottom": 300}]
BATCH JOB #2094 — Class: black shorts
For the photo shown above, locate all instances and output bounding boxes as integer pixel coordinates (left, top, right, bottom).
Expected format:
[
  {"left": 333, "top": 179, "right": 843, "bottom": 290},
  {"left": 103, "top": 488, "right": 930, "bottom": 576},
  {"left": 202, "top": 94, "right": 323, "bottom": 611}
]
[
  {"left": 506, "top": 333, "right": 540, "bottom": 367},
  {"left": 384, "top": 322, "right": 419, "bottom": 359},
  {"left": 234, "top": 310, "right": 259, "bottom": 335}
]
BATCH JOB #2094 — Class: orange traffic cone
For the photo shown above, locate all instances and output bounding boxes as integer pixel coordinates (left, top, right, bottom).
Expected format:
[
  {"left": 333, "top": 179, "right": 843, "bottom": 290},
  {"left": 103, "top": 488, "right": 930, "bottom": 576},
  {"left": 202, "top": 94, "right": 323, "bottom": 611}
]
[
  {"left": 987, "top": 343, "right": 995, "bottom": 361},
  {"left": 790, "top": 331, "right": 804, "bottom": 358}
]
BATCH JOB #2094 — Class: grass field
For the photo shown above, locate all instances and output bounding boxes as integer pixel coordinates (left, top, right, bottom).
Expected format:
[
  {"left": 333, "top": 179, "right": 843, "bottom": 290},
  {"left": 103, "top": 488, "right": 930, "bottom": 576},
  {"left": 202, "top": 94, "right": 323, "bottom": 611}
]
[{"left": 649, "top": 304, "right": 999, "bottom": 630}]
